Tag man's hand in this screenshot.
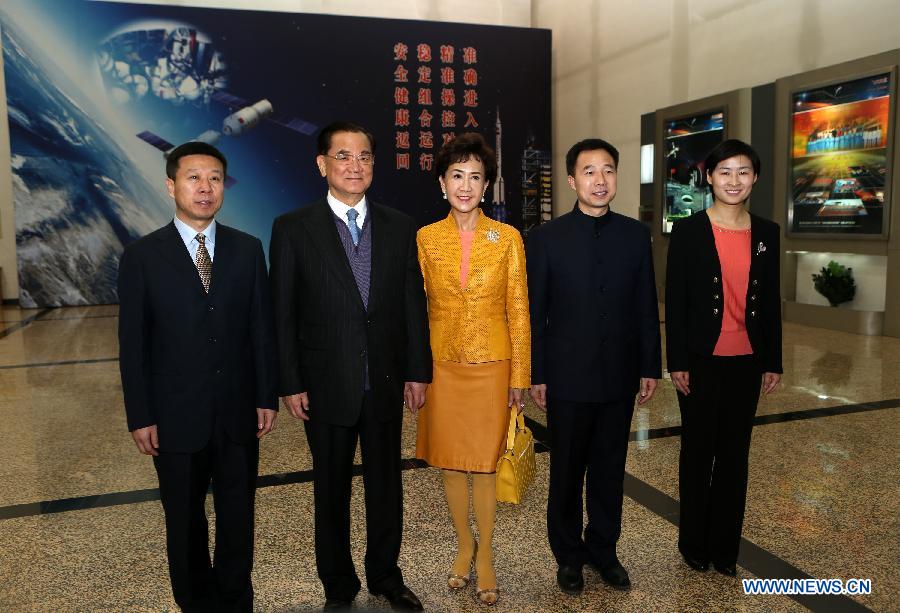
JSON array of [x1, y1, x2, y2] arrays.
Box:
[[256, 408, 278, 438], [508, 388, 527, 414], [762, 372, 781, 395], [530, 384, 547, 412], [404, 382, 428, 413], [670, 371, 690, 396], [637, 377, 658, 405], [283, 393, 310, 420], [132, 425, 159, 456]]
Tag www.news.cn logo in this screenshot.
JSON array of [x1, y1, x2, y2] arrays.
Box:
[[742, 578, 872, 596]]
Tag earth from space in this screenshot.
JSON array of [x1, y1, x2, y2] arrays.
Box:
[[2, 15, 169, 307]]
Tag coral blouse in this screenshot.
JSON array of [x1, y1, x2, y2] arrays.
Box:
[[712, 224, 753, 356], [459, 230, 474, 288]]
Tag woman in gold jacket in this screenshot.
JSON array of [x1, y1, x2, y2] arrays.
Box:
[[414, 132, 530, 606]]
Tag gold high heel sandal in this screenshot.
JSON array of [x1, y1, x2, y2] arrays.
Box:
[[474, 552, 499, 606], [447, 542, 478, 589], [475, 585, 500, 606]]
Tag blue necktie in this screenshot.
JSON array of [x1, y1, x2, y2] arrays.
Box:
[[347, 208, 361, 246]]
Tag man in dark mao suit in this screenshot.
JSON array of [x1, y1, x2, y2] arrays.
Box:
[[269, 122, 432, 611], [118, 142, 278, 612], [527, 138, 662, 595]]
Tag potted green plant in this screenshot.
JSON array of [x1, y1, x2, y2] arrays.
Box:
[[812, 260, 856, 307]]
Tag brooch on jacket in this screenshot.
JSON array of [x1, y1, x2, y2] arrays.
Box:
[[486, 228, 500, 243], [756, 241, 766, 255]]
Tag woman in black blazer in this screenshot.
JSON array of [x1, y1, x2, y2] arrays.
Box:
[[665, 139, 782, 577]]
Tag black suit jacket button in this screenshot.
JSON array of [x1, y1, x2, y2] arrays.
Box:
[[600, 313, 608, 319], [209, 337, 216, 343], [360, 349, 367, 357], [713, 308, 719, 315], [215, 369, 222, 375], [208, 305, 215, 312]]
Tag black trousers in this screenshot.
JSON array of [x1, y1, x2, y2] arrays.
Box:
[[547, 396, 635, 568], [304, 391, 404, 601], [153, 418, 258, 613], [676, 354, 761, 566]]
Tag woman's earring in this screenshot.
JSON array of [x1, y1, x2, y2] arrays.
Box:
[[481, 192, 486, 203], [442, 192, 447, 200]]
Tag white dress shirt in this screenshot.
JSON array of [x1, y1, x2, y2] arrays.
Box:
[[174, 216, 217, 262], [327, 191, 368, 229]]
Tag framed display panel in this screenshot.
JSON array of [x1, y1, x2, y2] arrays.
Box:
[[660, 109, 727, 234], [786, 67, 896, 239]]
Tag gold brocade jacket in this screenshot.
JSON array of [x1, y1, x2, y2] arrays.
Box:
[[416, 211, 531, 389]]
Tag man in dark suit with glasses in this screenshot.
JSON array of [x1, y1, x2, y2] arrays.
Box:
[[269, 121, 431, 611]]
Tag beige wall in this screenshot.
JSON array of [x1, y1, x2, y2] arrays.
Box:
[[535, 0, 900, 220], [0, 0, 530, 301]]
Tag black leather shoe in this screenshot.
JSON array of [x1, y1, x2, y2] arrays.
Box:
[[556, 565, 584, 595], [370, 585, 424, 611], [323, 597, 354, 610], [682, 553, 709, 572], [595, 559, 631, 590], [713, 562, 737, 577]]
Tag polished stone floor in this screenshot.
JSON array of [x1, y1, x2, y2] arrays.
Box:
[[0, 304, 896, 612]]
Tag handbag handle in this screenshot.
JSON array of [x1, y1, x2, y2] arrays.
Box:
[[505, 408, 525, 451]]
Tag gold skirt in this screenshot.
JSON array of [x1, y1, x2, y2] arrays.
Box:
[[416, 359, 511, 473]]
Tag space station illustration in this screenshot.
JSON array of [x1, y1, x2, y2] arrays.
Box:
[[97, 25, 317, 186], [137, 91, 317, 187], [97, 26, 227, 105]]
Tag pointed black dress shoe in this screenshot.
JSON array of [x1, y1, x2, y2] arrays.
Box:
[[370, 585, 424, 611], [682, 553, 709, 572], [323, 597, 354, 610], [556, 565, 584, 595], [713, 562, 737, 577], [594, 559, 631, 590]]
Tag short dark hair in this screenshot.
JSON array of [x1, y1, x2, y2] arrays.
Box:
[[434, 132, 498, 186], [166, 141, 227, 180], [704, 138, 761, 178], [317, 121, 376, 155], [565, 138, 619, 176]]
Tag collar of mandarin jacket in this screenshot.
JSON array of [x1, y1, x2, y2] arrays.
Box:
[[571, 199, 614, 232]]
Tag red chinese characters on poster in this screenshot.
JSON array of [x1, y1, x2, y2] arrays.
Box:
[[393, 41, 478, 171]]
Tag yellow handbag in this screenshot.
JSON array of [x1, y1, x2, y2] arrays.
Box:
[[495, 408, 536, 504]]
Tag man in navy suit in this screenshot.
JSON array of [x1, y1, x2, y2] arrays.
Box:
[[118, 141, 278, 612], [527, 138, 661, 595]]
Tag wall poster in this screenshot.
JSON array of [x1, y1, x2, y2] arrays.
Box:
[[662, 110, 725, 234], [788, 71, 894, 237], [0, 0, 551, 306]]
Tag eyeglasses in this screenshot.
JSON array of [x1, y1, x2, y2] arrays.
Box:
[[324, 152, 375, 165]]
